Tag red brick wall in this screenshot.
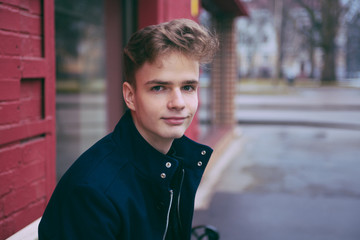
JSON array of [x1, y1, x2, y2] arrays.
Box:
[[211, 17, 237, 125], [0, 1, 56, 238]]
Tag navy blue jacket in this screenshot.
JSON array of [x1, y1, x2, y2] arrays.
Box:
[[38, 111, 212, 239]]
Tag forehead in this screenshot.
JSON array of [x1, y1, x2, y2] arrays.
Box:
[[152, 52, 197, 67], [135, 53, 199, 84]]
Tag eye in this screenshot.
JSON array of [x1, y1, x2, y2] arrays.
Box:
[[151, 86, 164, 92], [182, 85, 196, 92]]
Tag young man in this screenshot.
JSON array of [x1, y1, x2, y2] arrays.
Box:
[[39, 19, 218, 240]]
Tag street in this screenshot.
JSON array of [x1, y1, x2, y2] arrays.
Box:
[[193, 86, 360, 240]]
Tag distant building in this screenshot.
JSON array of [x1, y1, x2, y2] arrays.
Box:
[[346, 14, 360, 78], [237, 8, 278, 78], [236, 0, 351, 81]]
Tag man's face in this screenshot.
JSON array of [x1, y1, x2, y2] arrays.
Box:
[[123, 53, 199, 151]]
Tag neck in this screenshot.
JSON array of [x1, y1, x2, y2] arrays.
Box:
[[130, 112, 173, 154], [148, 139, 173, 155]]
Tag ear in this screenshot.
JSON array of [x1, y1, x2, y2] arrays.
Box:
[[123, 82, 136, 111]]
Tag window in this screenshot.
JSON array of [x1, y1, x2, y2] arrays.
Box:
[[55, 0, 107, 180]]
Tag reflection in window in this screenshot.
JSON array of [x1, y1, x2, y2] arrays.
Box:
[[198, 9, 214, 138], [55, 0, 107, 180]]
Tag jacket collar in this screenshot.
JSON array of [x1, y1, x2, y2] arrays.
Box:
[[111, 110, 213, 189]]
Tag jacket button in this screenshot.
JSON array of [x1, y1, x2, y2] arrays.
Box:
[[165, 162, 172, 168], [160, 173, 166, 179], [197, 161, 203, 167], [201, 150, 206, 155]]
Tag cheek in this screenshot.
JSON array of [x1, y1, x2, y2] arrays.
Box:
[[142, 97, 165, 116], [188, 95, 198, 111], [135, 92, 159, 109]]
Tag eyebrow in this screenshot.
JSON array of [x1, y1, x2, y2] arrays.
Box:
[[145, 79, 199, 85]]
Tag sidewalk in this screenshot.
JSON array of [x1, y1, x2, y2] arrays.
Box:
[[195, 81, 360, 210], [235, 84, 360, 129], [194, 82, 360, 240]]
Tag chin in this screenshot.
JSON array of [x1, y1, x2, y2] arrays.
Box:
[[173, 133, 185, 139], [164, 130, 186, 140]]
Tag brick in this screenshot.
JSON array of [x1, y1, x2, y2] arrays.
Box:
[[0, 145, 21, 172], [0, 217, 13, 240], [0, 58, 21, 79], [19, 99, 43, 121], [20, 11, 42, 36], [0, 199, 45, 239], [0, 32, 43, 57], [0, 32, 21, 56], [20, 78, 42, 100], [0, 160, 46, 197], [0, 5, 21, 32], [0, 120, 50, 146], [21, 137, 46, 164], [21, 59, 46, 78], [0, 171, 13, 196], [0, 200, 4, 218], [0, 79, 20, 101], [0, 138, 45, 172], [19, 78, 44, 121], [14, 199, 45, 229], [19, 0, 31, 11], [3, 179, 45, 216], [0, 0, 22, 7], [28, 0, 42, 15], [0, 102, 20, 124], [12, 161, 45, 189], [1, 0, 41, 15], [0, 0, 53, 237], [0, 4, 42, 35], [0, 160, 46, 196], [3, 188, 33, 216], [211, 18, 236, 125], [21, 35, 43, 57]]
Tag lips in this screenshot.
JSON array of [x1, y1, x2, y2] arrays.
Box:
[[162, 117, 187, 125]]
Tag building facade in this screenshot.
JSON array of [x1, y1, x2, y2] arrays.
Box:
[[0, 0, 248, 238], [0, 1, 56, 238]]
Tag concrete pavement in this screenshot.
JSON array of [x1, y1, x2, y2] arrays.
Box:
[[235, 87, 360, 128], [193, 85, 360, 240]]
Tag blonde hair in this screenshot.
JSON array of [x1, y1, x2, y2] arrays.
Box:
[[123, 18, 219, 86]]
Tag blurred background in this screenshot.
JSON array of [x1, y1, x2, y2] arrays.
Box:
[[1, 0, 359, 239], [194, 1, 360, 240]]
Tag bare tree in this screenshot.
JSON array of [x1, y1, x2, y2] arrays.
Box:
[[288, 1, 320, 79], [273, 0, 284, 81], [294, 0, 351, 84], [237, 11, 270, 78], [320, 0, 341, 83]]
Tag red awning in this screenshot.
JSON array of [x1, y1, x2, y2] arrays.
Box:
[[202, 0, 249, 17]]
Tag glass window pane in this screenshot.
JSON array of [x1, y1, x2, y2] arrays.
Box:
[[55, 0, 106, 180]]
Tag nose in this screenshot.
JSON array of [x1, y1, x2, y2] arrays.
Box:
[[167, 89, 185, 110]]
